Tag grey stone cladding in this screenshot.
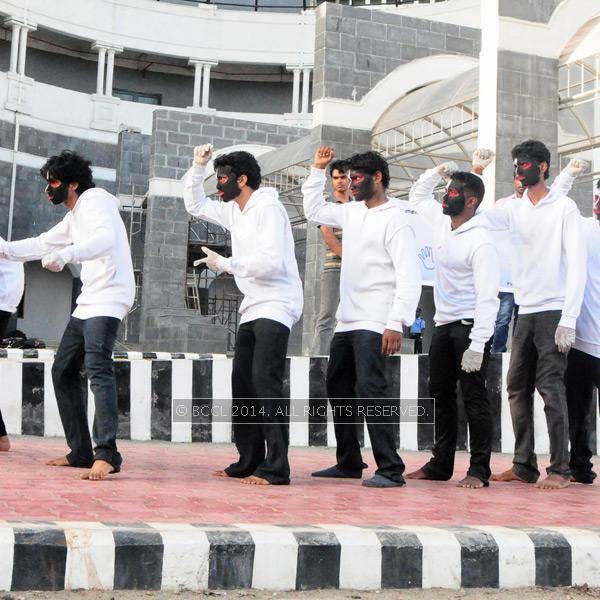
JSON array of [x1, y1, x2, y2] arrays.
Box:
[[498, 0, 562, 23], [116, 130, 151, 197], [313, 2, 481, 102]]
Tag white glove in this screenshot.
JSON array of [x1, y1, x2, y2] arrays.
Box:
[[193, 144, 213, 167], [436, 161, 459, 180], [566, 158, 588, 176], [472, 148, 495, 169], [41, 251, 67, 272], [555, 326, 576, 353], [461, 348, 484, 373], [194, 246, 229, 272]]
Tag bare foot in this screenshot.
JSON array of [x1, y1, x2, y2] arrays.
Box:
[[535, 474, 570, 490], [405, 468, 430, 480], [46, 455, 71, 467], [0, 436, 10, 452], [80, 460, 116, 481], [212, 470, 230, 478], [490, 468, 530, 483], [240, 475, 270, 485], [457, 475, 485, 489]]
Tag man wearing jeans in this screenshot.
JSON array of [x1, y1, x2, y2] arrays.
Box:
[[475, 140, 587, 489], [0, 257, 24, 452], [184, 146, 302, 485], [0, 150, 135, 480], [406, 151, 500, 489], [303, 147, 421, 488]]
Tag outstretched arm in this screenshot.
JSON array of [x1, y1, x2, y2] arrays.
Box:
[[0, 217, 72, 262]]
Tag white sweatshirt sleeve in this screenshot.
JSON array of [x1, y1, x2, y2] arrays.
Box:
[[385, 222, 422, 331], [223, 202, 287, 279], [550, 167, 575, 197], [301, 167, 344, 228], [0, 216, 72, 262], [408, 168, 446, 226], [183, 164, 231, 229], [472, 202, 511, 231], [469, 242, 501, 353], [559, 205, 587, 329]]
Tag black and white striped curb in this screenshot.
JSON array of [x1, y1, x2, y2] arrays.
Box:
[[1, 352, 598, 454], [1, 522, 599, 591]]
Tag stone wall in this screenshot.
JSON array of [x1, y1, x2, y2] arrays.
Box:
[[313, 2, 481, 103], [498, 0, 562, 23], [115, 130, 151, 197]]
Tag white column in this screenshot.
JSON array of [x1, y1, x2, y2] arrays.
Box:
[[191, 62, 202, 108], [202, 63, 212, 109], [301, 67, 311, 114], [95, 46, 107, 95], [105, 49, 116, 96], [289, 67, 301, 114], [7, 21, 21, 73], [17, 23, 35, 76]]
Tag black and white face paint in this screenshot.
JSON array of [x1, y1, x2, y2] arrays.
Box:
[[349, 171, 375, 202], [45, 177, 69, 205], [514, 155, 541, 187], [215, 166, 240, 202], [442, 180, 466, 216]]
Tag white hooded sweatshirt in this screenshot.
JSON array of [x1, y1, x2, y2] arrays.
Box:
[[0, 258, 24, 314], [409, 168, 500, 353], [184, 165, 303, 330], [0, 188, 135, 320]]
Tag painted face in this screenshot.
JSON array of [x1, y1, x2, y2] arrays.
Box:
[[44, 177, 69, 205], [349, 171, 374, 202], [514, 155, 541, 187], [331, 169, 350, 195], [442, 181, 466, 216], [215, 166, 240, 202]]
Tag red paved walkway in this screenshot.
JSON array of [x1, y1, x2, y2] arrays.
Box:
[[1, 436, 599, 527]]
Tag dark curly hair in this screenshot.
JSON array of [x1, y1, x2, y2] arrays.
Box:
[[40, 150, 95, 194], [511, 139, 551, 180], [329, 159, 348, 177], [214, 151, 261, 190], [450, 171, 486, 206], [347, 151, 390, 188]]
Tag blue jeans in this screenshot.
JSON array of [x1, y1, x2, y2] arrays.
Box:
[[51, 316, 122, 470], [492, 292, 517, 353]]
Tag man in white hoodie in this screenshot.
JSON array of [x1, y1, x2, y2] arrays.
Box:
[[565, 183, 600, 484], [0, 258, 25, 452], [475, 140, 587, 489], [184, 146, 302, 486], [303, 147, 421, 488], [0, 150, 135, 480], [405, 151, 500, 488]]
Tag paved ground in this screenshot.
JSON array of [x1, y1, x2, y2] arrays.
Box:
[[5, 588, 600, 599], [1, 436, 599, 526]]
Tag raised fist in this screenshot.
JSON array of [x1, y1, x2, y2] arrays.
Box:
[[567, 158, 588, 177], [436, 161, 459, 180], [313, 146, 335, 170], [472, 148, 495, 170], [193, 144, 213, 167]]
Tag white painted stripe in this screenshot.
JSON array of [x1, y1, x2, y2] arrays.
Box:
[[0, 360, 22, 435], [211, 357, 232, 443], [400, 355, 419, 451], [87, 379, 95, 436], [289, 357, 309, 447], [130, 359, 152, 441], [403, 526, 461, 589], [154, 352, 173, 361], [183, 353, 201, 360], [533, 390, 549, 455], [475, 526, 535, 588], [241, 524, 298, 590], [171, 359, 193, 443], [43, 360, 64, 438], [63, 522, 115, 590], [37, 349, 56, 360], [500, 353, 514, 454], [0, 148, 116, 182], [150, 523, 210, 591], [0, 523, 14, 591], [326, 525, 381, 590], [126, 352, 143, 360], [548, 527, 600, 586]]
